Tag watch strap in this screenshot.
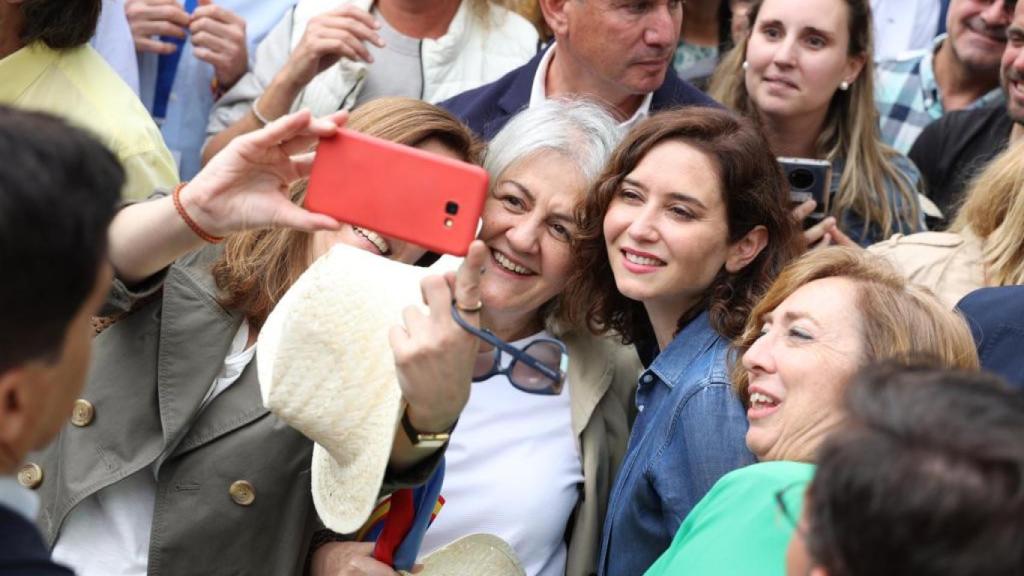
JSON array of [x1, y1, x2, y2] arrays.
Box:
[[401, 406, 454, 449]]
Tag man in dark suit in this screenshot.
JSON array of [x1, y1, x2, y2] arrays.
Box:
[[443, 0, 718, 139], [957, 286, 1024, 390], [0, 107, 122, 574]]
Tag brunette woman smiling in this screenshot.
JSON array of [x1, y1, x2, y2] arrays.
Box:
[[565, 107, 802, 576]]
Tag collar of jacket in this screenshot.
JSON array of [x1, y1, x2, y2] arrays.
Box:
[[495, 46, 710, 120], [646, 310, 722, 389], [155, 247, 260, 452]]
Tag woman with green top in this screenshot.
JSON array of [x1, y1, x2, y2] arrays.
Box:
[[644, 247, 979, 576]]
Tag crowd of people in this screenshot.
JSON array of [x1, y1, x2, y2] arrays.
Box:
[[1, 0, 1023, 575]]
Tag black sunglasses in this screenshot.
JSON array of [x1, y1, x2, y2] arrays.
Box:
[[450, 303, 568, 395]]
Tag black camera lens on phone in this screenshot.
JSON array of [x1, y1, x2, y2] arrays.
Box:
[[787, 168, 816, 191], [445, 201, 459, 215]]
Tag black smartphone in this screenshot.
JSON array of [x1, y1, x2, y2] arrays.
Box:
[[778, 157, 832, 228]]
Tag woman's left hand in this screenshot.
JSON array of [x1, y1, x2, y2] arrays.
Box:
[[389, 241, 488, 435], [180, 109, 346, 237]]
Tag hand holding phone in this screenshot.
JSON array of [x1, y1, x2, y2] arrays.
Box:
[[305, 128, 488, 256]]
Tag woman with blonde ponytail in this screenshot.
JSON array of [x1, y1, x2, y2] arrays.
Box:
[[708, 0, 924, 246]]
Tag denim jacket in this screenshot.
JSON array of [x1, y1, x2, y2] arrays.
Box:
[[597, 311, 755, 576]]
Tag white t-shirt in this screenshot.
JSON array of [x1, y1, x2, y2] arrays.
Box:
[[52, 322, 256, 576], [418, 330, 583, 576]]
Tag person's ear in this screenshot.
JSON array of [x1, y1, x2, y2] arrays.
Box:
[[725, 225, 768, 273], [810, 567, 830, 576], [0, 368, 33, 465], [843, 51, 867, 86], [538, 0, 572, 37]]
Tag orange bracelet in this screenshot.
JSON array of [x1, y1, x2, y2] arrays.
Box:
[[172, 182, 224, 244]]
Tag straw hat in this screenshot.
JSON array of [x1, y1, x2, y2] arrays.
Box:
[[411, 534, 526, 576], [257, 243, 455, 533]]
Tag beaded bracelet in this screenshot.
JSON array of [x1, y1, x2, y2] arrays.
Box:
[[172, 182, 224, 244]]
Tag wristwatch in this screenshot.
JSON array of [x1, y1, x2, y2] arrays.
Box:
[[401, 405, 455, 450]]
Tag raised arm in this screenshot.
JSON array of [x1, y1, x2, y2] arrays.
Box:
[[109, 110, 344, 284]]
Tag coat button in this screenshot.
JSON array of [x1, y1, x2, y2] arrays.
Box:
[[229, 480, 255, 506], [71, 399, 95, 427], [17, 463, 43, 489]]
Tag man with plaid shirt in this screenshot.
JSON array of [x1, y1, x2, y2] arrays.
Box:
[[876, 0, 1013, 153]]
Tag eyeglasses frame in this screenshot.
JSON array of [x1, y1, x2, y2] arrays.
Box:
[[449, 302, 568, 395]]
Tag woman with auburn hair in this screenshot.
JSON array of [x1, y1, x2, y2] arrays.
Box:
[[869, 139, 1024, 308], [32, 98, 483, 576], [645, 246, 978, 576], [708, 0, 924, 246], [564, 106, 802, 576]]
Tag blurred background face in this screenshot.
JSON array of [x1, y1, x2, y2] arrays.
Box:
[[1000, 3, 1024, 123], [477, 150, 585, 324], [561, 0, 683, 97], [947, 0, 1012, 73], [744, 0, 863, 122], [309, 138, 461, 264], [730, 0, 754, 44], [602, 140, 732, 318], [742, 276, 863, 461]]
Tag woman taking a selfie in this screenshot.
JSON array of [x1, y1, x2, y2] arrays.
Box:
[[709, 0, 924, 246], [29, 98, 482, 576], [405, 99, 640, 576], [324, 99, 638, 576], [564, 107, 802, 576]]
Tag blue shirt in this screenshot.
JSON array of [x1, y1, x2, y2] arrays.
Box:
[[138, 0, 297, 179], [598, 311, 755, 576]]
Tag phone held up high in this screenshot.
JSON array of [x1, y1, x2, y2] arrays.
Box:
[[778, 157, 831, 228], [305, 128, 489, 257]]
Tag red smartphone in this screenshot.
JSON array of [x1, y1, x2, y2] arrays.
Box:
[[305, 128, 489, 256]]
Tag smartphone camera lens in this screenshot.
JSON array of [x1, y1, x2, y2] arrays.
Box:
[[787, 168, 816, 191], [445, 201, 459, 215]]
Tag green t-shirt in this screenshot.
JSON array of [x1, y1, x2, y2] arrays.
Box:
[[644, 461, 816, 576]]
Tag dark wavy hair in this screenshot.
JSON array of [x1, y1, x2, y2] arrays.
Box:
[[807, 363, 1022, 576], [0, 106, 122, 373], [562, 106, 801, 344]]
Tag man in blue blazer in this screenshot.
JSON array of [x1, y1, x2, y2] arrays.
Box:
[[443, 0, 718, 139], [957, 286, 1024, 390]]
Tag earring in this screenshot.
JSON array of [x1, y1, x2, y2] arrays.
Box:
[[839, 80, 850, 91], [742, 60, 750, 71]]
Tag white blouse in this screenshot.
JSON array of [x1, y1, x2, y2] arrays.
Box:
[[418, 330, 583, 576]]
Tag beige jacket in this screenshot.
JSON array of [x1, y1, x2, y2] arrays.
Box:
[[559, 330, 641, 576], [868, 230, 986, 308]]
